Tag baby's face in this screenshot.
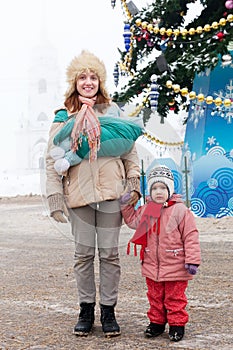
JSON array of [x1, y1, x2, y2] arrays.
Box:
[[150, 182, 169, 204]]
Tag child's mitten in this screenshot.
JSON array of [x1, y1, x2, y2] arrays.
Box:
[[119, 192, 131, 205], [185, 264, 198, 275]]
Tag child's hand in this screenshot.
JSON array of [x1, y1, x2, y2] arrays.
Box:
[[119, 192, 131, 205], [185, 264, 198, 275]]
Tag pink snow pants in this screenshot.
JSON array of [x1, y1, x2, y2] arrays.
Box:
[[146, 278, 189, 326]]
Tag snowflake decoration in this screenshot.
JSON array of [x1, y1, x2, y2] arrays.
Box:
[[212, 79, 233, 124], [207, 136, 216, 146]]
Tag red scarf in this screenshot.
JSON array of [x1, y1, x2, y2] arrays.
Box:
[[127, 200, 175, 260], [71, 96, 101, 162]]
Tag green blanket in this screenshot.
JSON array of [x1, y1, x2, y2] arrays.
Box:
[[53, 113, 143, 158]]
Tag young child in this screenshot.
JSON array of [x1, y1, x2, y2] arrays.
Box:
[[120, 165, 201, 342]]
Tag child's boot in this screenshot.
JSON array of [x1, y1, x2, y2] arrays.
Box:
[[169, 325, 185, 341], [144, 322, 165, 338]]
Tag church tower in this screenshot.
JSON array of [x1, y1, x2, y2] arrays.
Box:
[[16, 27, 62, 172]]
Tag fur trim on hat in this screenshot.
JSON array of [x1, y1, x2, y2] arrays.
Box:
[[64, 50, 110, 100], [147, 165, 174, 199]]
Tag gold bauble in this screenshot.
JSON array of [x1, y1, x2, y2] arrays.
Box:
[[189, 91, 196, 99], [227, 14, 233, 22], [204, 24, 211, 32], [173, 29, 180, 36], [153, 27, 159, 34], [189, 28, 196, 35], [224, 98, 232, 107], [172, 84, 180, 93], [181, 29, 188, 37], [180, 87, 188, 96], [166, 28, 173, 36], [196, 26, 203, 34], [205, 96, 213, 104], [197, 93, 205, 102], [166, 80, 173, 88], [212, 21, 219, 29], [135, 18, 142, 26], [159, 27, 166, 35], [214, 97, 222, 106], [219, 18, 226, 26], [141, 21, 148, 29], [147, 23, 153, 32]]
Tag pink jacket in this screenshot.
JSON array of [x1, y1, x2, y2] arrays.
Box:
[[121, 194, 201, 282]]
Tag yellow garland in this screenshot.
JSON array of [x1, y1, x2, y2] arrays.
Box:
[[118, 1, 233, 73], [143, 131, 184, 147], [135, 14, 233, 38], [166, 80, 233, 107]]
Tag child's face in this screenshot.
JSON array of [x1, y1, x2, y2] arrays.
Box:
[[150, 182, 169, 203]]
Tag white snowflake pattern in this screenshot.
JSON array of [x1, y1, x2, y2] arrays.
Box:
[[213, 79, 233, 123], [207, 136, 216, 146]]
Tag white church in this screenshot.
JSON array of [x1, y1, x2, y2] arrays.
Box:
[[15, 39, 62, 171]]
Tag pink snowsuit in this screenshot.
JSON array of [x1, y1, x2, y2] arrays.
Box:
[[121, 194, 201, 326]]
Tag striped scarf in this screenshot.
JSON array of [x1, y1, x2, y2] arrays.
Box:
[[71, 96, 101, 162]]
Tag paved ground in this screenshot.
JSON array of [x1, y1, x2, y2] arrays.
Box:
[[1, 195, 233, 350]]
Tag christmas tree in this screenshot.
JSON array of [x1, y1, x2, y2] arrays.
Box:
[[112, 0, 233, 123]]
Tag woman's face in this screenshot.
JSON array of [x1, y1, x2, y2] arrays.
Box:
[[76, 70, 99, 98]]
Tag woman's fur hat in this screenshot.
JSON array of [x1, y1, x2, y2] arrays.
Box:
[[147, 165, 174, 199], [65, 50, 110, 99]]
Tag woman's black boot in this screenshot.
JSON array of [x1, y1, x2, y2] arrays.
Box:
[[100, 304, 121, 337], [73, 302, 95, 336]]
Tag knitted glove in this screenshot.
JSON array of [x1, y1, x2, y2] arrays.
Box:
[[47, 193, 69, 223], [185, 264, 198, 275], [126, 177, 141, 194]]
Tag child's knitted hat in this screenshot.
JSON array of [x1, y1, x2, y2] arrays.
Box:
[[65, 50, 110, 100], [147, 165, 174, 198]]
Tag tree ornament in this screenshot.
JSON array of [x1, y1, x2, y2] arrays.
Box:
[[111, 0, 116, 8], [197, 93, 205, 102], [204, 24, 211, 32], [214, 31, 225, 41], [205, 96, 214, 104], [172, 84, 180, 93], [166, 80, 173, 88], [123, 23, 132, 52], [189, 91, 196, 100], [149, 74, 159, 112], [224, 98, 232, 107], [168, 100, 176, 110], [180, 88, 188, 96], [135, 18, 142, 26], [222, 53, 232, 66], [113, 62, 119, 87], [214, 97, 222, 106], [225, 0, 233, 9]]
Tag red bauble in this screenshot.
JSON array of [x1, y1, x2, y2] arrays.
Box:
[[225, 0, 233, 9], [216, 32, 225, 40]]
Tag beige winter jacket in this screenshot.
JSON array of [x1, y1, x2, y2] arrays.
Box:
[[46, 104, 141, 212]]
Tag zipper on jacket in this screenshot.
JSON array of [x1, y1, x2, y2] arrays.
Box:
[[155, 218, 160, 281]]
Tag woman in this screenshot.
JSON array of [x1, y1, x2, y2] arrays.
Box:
[[46, 50, 141, 337]]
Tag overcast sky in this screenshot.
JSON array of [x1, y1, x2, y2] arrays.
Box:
[[0, 0, 202, 171]]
